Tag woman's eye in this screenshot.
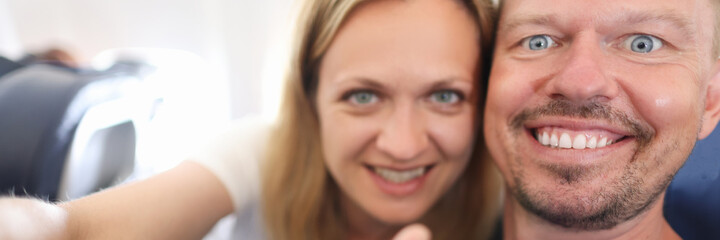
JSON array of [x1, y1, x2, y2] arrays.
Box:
[[430, 90, 461, 104], [623, 34, 663, 53], [522, 35, 555, 51], [347, 91, 378, 105]]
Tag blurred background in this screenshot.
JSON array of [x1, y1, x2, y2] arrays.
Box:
[[0, 0, 297, 196], [0, 1, 301, 237]]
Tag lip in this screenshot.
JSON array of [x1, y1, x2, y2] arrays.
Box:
[[523, 117, 634, 137], [523, 129, 636, 166], [363, 163, 436, 171], [521, 117, 637, 166], [365, 164, 435, 197]]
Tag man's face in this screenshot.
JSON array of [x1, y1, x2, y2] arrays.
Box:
[[485, 0, 720, 230]]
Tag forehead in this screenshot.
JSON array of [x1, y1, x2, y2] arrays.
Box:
[[499, 0, 715, 35], [320, 0, 479, 84], [500, 0, 711, 17]]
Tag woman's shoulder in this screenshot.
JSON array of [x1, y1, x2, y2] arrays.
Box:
[[211, 116, 274, 155], [187, 115, 275, 212]]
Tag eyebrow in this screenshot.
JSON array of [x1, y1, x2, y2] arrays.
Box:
[[342, 77, 387, 89], [499, 10, 696, 39], [499, 14, 558, 33], [613, 10, 696, 39], [428, 78, 474, 90], [335, 77, 473, 92]]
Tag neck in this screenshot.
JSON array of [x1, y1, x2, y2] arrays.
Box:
[[502, 191, 681, 240], [341, 195, 401, 240]]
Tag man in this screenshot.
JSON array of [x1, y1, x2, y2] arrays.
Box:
[[484, 0, 720, 239]]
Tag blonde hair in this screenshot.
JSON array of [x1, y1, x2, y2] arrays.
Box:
[[261, 0, 500, 239]]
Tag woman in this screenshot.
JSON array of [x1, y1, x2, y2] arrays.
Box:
[[0, 0, 498, 239], [256, 0, 499, 239]]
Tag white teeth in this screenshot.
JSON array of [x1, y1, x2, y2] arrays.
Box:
[[541, 132, 550, 146], [598, 137, 608, 148], [587, 137, 597, 149], [572, 135, 586, 149], [559, 133, 572, 148], [536, 131, 619, 150], [374, 167, 426, 183]]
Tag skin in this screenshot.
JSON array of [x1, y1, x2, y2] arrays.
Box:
[[316, 0, 480, 239], [0, 161, 234, 240], [485, 0, 720, 239], [0, 157, 428, 240]]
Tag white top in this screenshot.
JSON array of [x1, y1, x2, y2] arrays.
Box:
[[189, 117, 272, 239]]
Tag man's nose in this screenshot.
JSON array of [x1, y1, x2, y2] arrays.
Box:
[[376, 103, 428, 161], [545, 35, 619, 103]]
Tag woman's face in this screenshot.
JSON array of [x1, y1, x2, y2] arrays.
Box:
[[316, 0, 481, 224]]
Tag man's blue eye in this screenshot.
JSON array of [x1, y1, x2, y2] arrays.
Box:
[[431, 90, 461, 104], [349, 91, 377, 105], [524, 35, 555, 50], [624, 34, 663, 53]]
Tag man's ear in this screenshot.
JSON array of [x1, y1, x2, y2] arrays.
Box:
[[699, 58, 720, 140]]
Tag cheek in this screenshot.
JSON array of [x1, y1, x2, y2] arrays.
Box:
[[621, 68, 704, 135], [484, 60, 537, 175], [426, 110, 476, 159], [319, 110, 380, 168], [319, 112, 370, 194], [486, 60, 540, 120]]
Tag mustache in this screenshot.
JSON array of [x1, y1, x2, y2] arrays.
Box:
[[509, 100, 654, 146]]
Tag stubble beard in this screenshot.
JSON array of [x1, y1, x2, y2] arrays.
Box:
[[510, 152, 675, 230], [506, 100, 681, 230]]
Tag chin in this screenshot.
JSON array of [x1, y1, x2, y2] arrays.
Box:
[[367, 201, 429, 225], [375, 213, 424, 225], [511, 164, 672, 231]]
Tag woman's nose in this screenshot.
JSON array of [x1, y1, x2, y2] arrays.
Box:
[[375, 103, 429, 161]]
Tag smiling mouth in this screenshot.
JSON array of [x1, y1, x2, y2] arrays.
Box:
[[530, 127, 632, 150], [365, 165, 435, 183]]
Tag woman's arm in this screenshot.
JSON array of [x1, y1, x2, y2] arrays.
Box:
[[1, 160, 431, 240], [0, 197, 69, 240], [0, 161, 233, 240]]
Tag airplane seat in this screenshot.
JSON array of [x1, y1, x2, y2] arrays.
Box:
[[0, 56, 22, 78], [665, 127, 720, 240], [0, 62, 153, 201]]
